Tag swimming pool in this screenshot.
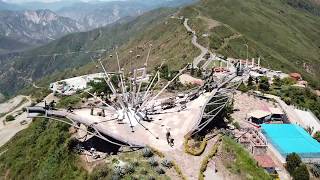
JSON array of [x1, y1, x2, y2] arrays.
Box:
[[261, 124, 320, 159]]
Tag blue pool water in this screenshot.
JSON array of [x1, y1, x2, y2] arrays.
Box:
[[261, 124, 320, 158]]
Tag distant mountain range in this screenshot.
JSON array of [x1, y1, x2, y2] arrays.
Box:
[[0, 9, 83, 53], [0, 0, 22, 11], [0, 0, 195, 53], [0, 0, 318, 97], [57, 0, 195, 29]]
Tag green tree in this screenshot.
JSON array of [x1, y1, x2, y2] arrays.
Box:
[[313, 131, 320, 142], [286, 153, 302, 174], [5, 115, 15, 122], [293, 164, 310, 180], [272, 76, 282, 87], [281, 77, 296, 86], [238, 82, 248, 93], [196, 68, 202, 78], [247, 76, 254, 87], [259, 76, 270, 92], [160, 64, 170, 80]]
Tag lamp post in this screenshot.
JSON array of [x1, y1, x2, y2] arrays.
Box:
[[129, 50, 133, 73], [244, 44, 249, 60]]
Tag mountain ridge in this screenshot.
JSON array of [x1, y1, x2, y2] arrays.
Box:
[[0, 9, 83, 52]]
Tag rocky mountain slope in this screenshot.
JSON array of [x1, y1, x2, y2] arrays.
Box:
[[1, 0, 320, 96], [57, 0, 195, 30], [0, 9, 83, 49], [0, 8, 185, 95]]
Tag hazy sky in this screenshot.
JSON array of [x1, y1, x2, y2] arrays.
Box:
[[3, 0, 121, 3]]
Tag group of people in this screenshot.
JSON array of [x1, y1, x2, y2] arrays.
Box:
[[44, 100, 56, 110]]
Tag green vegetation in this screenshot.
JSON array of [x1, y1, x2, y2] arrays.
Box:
[[0, 118, 88, 179], [193, 0, 320, 88], [240, 75, 320, 120], [314, 131, 320, 142], [5, 115, 15, 122], [199, 136, 221, 180], [148, 146, 187, 180], [208, 25, 235, 50], [19, 7, 200, 97], [286, 0, 320, 16], [221, 136, 272, 180], [271, 86, 320, 119], [259, 76, 270, 92], [0, 8, 177, 96], [90, 149, 171, 180], [286, 153, 310, 180], [184, 136, 208, 156], [0, 118, 176, 180], [56, 94, 82, 108]]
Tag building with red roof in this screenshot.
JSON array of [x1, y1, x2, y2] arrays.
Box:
[[254, 154, 276, 174], [289, 73, 302, 81]]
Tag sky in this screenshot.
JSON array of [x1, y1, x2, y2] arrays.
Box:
[[2, 0, 120, 3]]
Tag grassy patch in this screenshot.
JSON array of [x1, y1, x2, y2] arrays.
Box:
[[149, 146, 187, 180], [184, 137, 208, 156], [56, 94, 82, 108], [0, 118, 87, 179], [93, 149, 171, 180], [195, 0, 320, 88], [221, 136, 272, 180], [199, 136, 221, 180]]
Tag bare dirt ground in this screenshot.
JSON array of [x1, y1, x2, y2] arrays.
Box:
[[231, 91, 279, 128], [207, 144, 239, 180], [0, 95, 28, 115], [0, 93, 59, 147], [179, 74, 204, 86], [165, 135, 221, 180]]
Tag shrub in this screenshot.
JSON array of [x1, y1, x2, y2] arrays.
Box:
[[111, 175, 121, 180], [238, 82, 249, 93], [155, 167, 165, 174], [126, 164, 135, 174], [140, 168, 148, 175], [142, 148, 153, 157], [161, 159, 173, 168], [113, 166, 125, 177], [286, 153, 302, 174], [132, 160, 139, 167], [313, 131, 320, 142], [293, 164, 310, 180], [148, 157, 158, 167], [184, 137, 207, 156], [5, 115, 15, 122], [232, 121, 241, 129], [147, 176, 156, 180], [259, 76, 270, 92]]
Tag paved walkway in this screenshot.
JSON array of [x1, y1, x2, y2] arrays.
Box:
[[165, 135, 221, 180]]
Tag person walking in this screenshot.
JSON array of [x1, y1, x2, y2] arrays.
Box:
[[166, 128, 171, 144]]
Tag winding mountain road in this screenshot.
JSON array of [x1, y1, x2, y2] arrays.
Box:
[[183, 18, 209, 67], [183, 18, 229, 70]]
